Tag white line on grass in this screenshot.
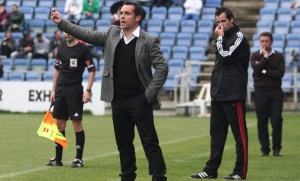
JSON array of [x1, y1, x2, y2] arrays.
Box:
[[0, 122, 256, 179]]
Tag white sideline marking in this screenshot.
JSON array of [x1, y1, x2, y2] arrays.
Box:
[[0, 122, 255, 179]]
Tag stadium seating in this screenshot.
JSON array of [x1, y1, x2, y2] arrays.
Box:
[[160, 46, 172, 60], [189, 46, 206, 61], [146, 19, 163, 33], [172, 46, 188, 59], [163, 20, 180, 33], [263, 0, 280, 8], [31, 58, 47, 72], [176, 32, 193, 46], [286, 34, 300, 47], [276, 8, 292, 22], [38, 0, 54, 7], [290, 21, 300, 34], [96, 19, 111, 32], [26, 71, 41, 81], [167, 6, 183, 20], [197, 20, 214, 36], [1, 58, 12, 72], [79, 19, 95, 30], [280, 0, 293, 8], [192, 33, 210, 48], [273, 21, 290, 34], [29, 19, 45, 33], [22, 0, 37, 7], [259, 7, 277, 21], [42, 71, 53, 81], [101, 7, 112, 20], [55, 0, 65, 7], [282, 75, 292, 92], [272, 34, 286, 47], [160, 32, 176, 46], [256, 20, 273, 34], [8, 72, 25, 81], [14, 58, 30, 72], [20, 7, 33, 20], [284, 46, 300, 65], [164, 74, 177, 91], [200, 7, 217, 21], [180, 20, 196, 33], [151, 6, 167, 20], [204, 0, 222, 8], [34, 7, 50, 20], [45, 20, 58, 33], [142, 6, 150, 20], [168, 59, 184, 75], [6, 0, 21, 6]]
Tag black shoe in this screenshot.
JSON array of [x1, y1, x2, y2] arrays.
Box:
[[224, 173, 243, 180], [46, 158, 63, 166], [190, 171, 217, 179], [260, 151, 269, 157], [71, 159, 84, 168], [273, 149, 282, 156]]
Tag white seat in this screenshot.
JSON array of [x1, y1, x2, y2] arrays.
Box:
[[192, 83, 211, 117]]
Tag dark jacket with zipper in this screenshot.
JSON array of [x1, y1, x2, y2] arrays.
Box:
[[211, 24, 250, 101]]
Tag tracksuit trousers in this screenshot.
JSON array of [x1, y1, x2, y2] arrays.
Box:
[[203, 100, 248, 179]]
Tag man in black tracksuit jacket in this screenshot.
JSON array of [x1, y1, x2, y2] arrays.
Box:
[[191, 7, 250, 180]]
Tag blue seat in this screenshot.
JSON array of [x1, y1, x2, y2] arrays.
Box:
[[55, 0, 66, 7], [101, 7, 112, 20], [280, 0, 293, 8], [252, 33, 260, 47], [96, 19, 111, 32], [204, 0, 222, 8], [193, 33, 210, 48], [151, 6, 167, 20], [295, 9, 300, 21], [276, 8, 293, 22], [42, 71, 53, 81], [29, 19, 45, 33], [290, 21, 300, 34], [146, 19, 163, 32], [8, 72, 25, 81], [272, 46, 284, 53], [163, 20, 180, 33], [189, 46, 206, 61], [6, 0, 21, 6], [286, 34, 300, 47], [20, 7, 33, 20], [105, 0, 118, 7], [0, 72, 9, 81], [14, 58, 30, 71], [22, 0, 37, 7], [26, 72, 41, 81], [167, 6, 183, 20], [34, 7, 50, 20], [172, 46, 188, 59], [263, 0, 279, 8], [45, 20, 58, 33], [259, 7, 276, 21], [148, 31, 159, 37], [31, 58, 47, 72], [272, 34, 286, 47], [56, 7, 66, 17], [79, 19, 95, 30], [180, 20, 196, 33], [159, 32, 176, 46], [47, 58, 56, 71], [200, 7, 216, 21], [164, 74, 178, 91], [39, 0, 54, 7], [256, 20, 273, 34], [176, 32, 192, 46], [197, 20, 214, 36], [273, 21, 290, 34], [160, 46, 172, 60], [168, 59, 184, 75], [251, 46, 260, 53], [1, 58, 12, 72]]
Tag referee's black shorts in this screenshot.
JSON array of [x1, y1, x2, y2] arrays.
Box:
[[53, 85, 83, 121]]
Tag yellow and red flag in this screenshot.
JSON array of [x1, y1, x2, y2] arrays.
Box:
[[37, 110, 67, 149]]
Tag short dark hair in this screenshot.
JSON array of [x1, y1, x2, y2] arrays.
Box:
[[36, 33, 43, 38], [215, 7, 234, 20], [259, 32, 273, 42], [123, 1, 143, 24]]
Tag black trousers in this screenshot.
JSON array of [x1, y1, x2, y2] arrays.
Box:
[[203, 101, 248, 179], [111, 93, 167, 181], [254, 88, 284, 153]]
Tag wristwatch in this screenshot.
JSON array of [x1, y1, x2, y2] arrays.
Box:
[[86, 89, 92, 93]]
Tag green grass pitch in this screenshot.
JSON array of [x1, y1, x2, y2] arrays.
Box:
[[0, 112, 299, 180]]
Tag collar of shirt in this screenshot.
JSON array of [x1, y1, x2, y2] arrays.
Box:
[[120, 26, 140, 44], [260, 49, 275, 57]]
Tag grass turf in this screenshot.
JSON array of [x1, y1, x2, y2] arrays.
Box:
[[0, 112, 299, 180]]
